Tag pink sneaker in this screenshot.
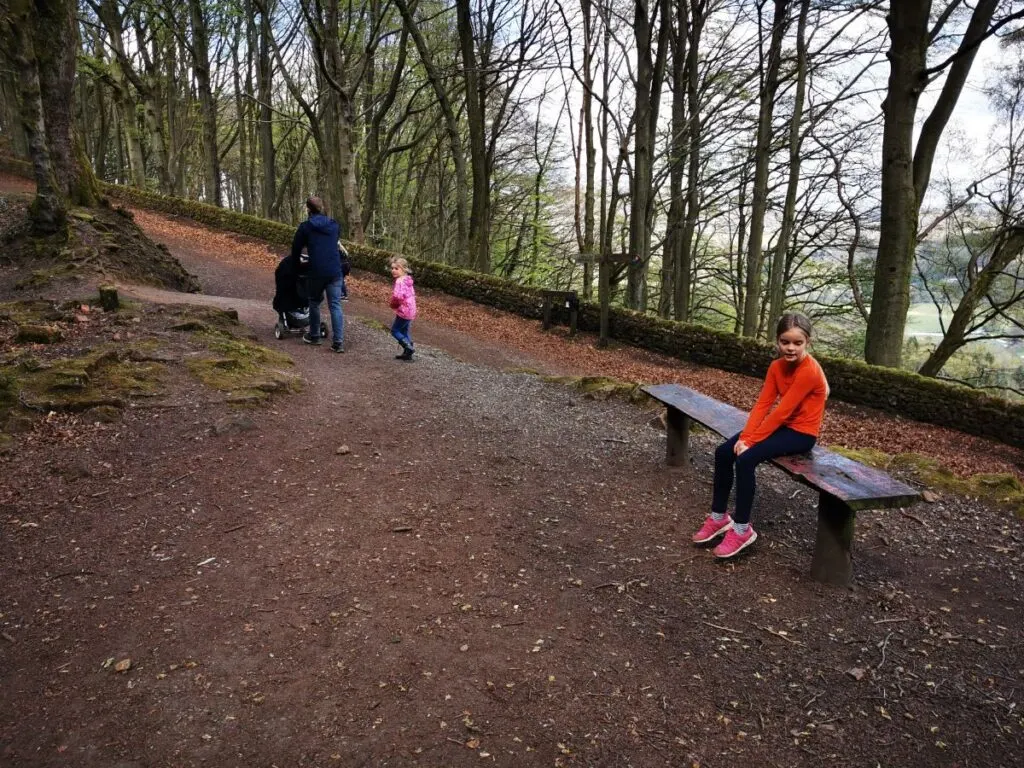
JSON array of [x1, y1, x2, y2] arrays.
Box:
[[713, 526, 758, 559], [692, 515, 733, 544]]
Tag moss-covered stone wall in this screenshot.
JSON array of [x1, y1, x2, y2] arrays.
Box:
[[3, 162, 1020, 447]]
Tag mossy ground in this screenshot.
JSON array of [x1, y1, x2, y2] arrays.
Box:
[[831, 445, 1024, 517], [0, 298, 302, 440], [542, 373, 648, 403]]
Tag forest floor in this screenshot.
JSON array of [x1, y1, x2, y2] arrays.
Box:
[[1, 173, 1023, 768]]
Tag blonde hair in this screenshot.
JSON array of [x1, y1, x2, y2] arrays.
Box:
[[390, 257, 412, 275]]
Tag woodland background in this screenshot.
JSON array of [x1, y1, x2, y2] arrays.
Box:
[[3, 0, 1024, 395]]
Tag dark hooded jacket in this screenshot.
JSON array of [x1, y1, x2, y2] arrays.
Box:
[[291, 213, 342, 279]]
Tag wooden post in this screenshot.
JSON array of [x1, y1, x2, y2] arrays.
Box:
[[598, 252, 632, 348], [542, 294, 554, 330], [598, 258, 610, 347], [665, 408, 691, 467], [811, 492, 855, 586], [98, 285, 119, 312]]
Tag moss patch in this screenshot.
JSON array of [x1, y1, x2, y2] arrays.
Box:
[[829, 446, 893, 470], [538, 373, 648, 404], [1, 344, 165, 415], [173, 309, 301, 402], [831, 445, 1024, 518], [0, 298, 305, 438]]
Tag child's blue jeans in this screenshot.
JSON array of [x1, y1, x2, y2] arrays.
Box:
[[712, 427, 816, 524], [391, 316, 413, 350]]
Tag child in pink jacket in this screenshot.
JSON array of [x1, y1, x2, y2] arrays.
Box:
[[388, 257, 417, 361]]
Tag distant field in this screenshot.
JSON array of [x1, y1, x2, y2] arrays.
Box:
[[905, 303, 946, 336]]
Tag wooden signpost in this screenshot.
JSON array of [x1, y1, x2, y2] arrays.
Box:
[[575, 251, 637, 347]]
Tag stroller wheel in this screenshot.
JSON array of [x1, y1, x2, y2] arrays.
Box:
[[274, 322, 283, 340]]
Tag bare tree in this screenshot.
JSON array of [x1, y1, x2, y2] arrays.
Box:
[[865, 0, 1024, 367]]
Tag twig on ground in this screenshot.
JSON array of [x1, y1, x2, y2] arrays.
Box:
[[876, 631, 893, 671], [45, 570, 95, 581], [702, 621, 744, 635], [900, 510, 926, 525], [758, 625, 805, 646], [873, 617, 909, 625], [167, 470, 196, 487], [221, 524, 246, 534], [602, 437, 630, 444]]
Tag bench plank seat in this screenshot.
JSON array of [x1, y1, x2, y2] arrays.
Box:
[[642, 383, 922, 585]]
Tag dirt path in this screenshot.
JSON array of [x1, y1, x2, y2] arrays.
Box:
[[2, 184, 1023, 767]]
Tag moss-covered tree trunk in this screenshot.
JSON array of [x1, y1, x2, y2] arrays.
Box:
[[35, 0, 101, 208], [3, 0, 101, 234]]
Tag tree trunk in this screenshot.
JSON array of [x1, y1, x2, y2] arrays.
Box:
[[231, 27, 252, 214], [741, 0, 788, 337], [766, 0, 808, 326], [456, 0, 490, 272], [4, 0, 100, 231], [627, 0, 671, 310], [301, 0, 364, 241], [675, 0, 705, 323], [866, 0, 1001, 366], [188, 0, 221, 206], [96, 0, 146, 188], [581, 0, 597, 301], [662, 0, 687, 319], [251, 0, 277, 218], [394, 0, 470, 264], [5, 0, 65, 232]]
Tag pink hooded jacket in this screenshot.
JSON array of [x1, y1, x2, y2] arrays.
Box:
[[389, 274, 417, 320]]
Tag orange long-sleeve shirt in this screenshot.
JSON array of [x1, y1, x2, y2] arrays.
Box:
[[739, 354, 828, 446]]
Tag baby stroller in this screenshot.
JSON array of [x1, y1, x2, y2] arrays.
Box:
[[272, 253, 327, 339]]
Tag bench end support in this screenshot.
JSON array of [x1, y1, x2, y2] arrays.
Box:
[[810, 492, 854, 586], [665, 409, 691, 467]]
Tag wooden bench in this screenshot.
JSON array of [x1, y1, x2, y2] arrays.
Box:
[[642, 383, 921, 586], [540, 290, 579, 335]]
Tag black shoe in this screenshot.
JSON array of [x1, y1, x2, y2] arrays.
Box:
[[395, 348, 414, 361], [331, 342, 345, 353], [302, 333, 322, 346]]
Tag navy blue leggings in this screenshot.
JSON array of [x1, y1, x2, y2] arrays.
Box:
[[712, 428, 816, 524]]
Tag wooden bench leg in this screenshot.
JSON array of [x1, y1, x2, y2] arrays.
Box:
[[665, 408, 691, 467], [569, 307, 578, 335], [542, 298, 553, 330], [811, 492, 854, 586]]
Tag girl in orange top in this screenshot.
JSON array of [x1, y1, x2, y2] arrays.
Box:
[[692, 312, 829, 559]]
